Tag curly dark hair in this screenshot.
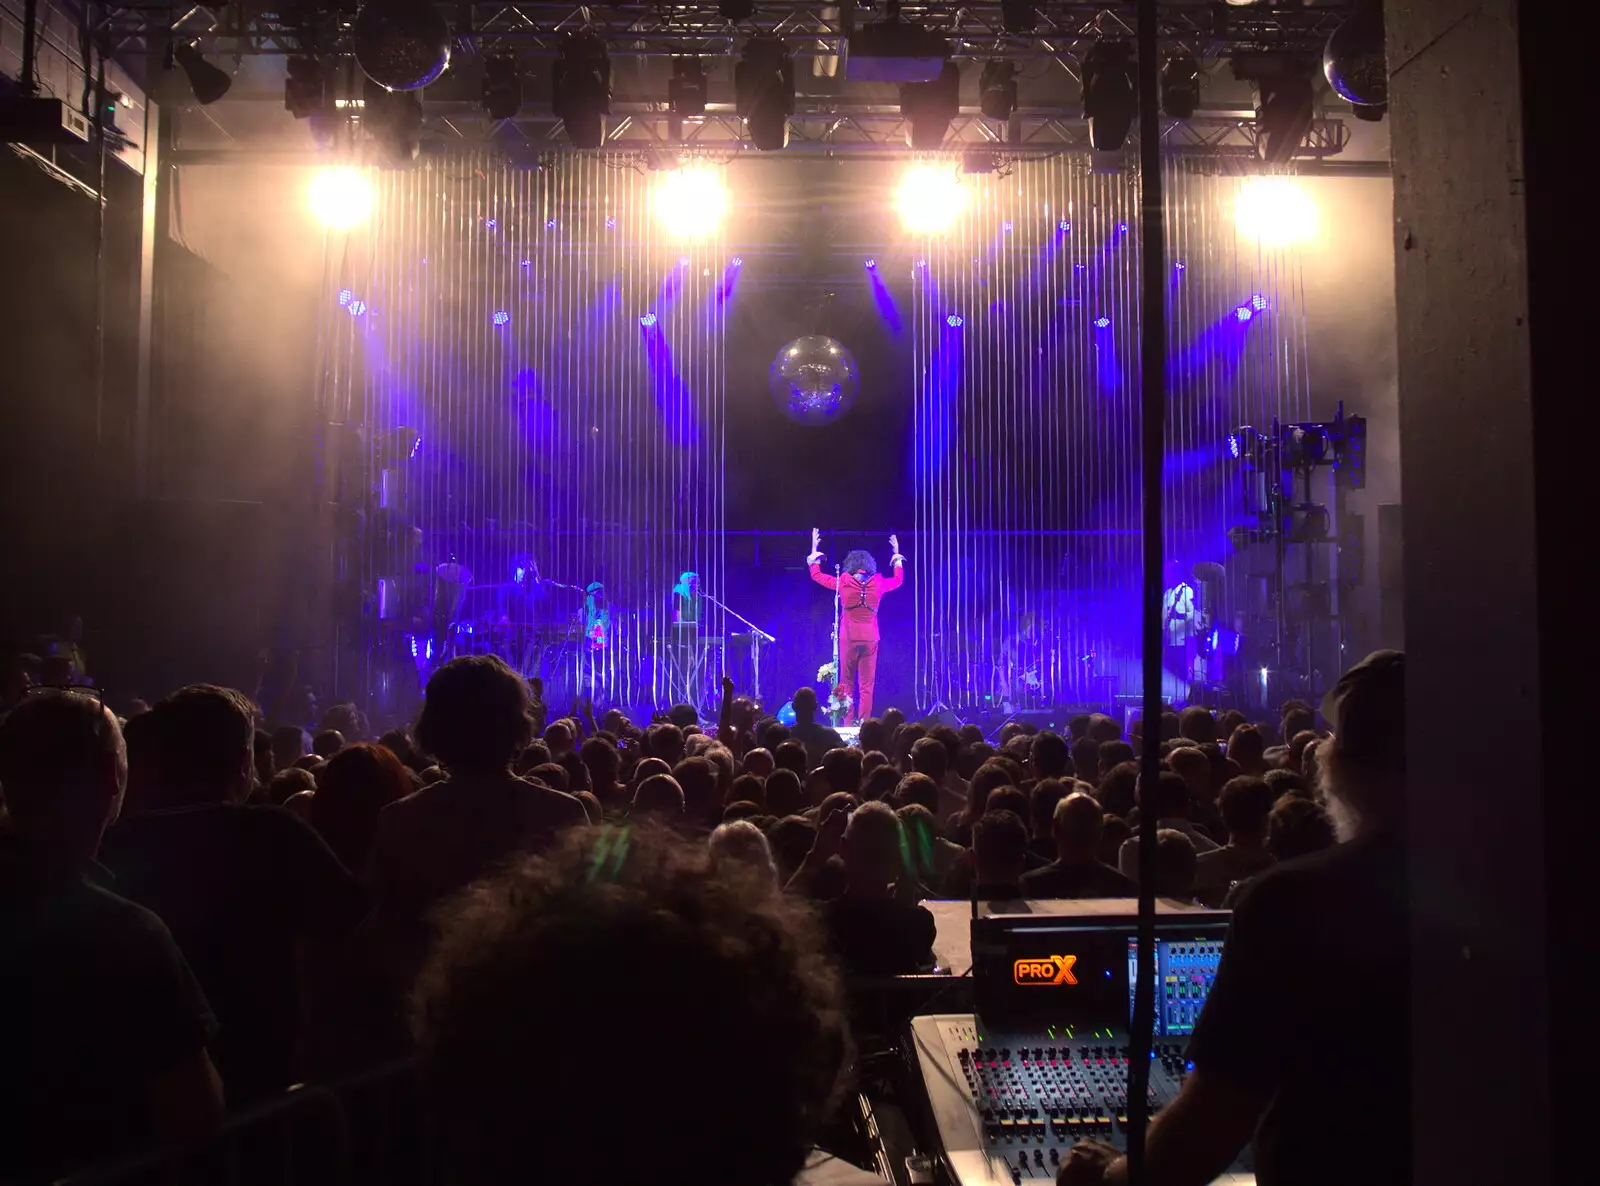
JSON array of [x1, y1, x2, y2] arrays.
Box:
[[412, 825, 851, 1186], [841, 549, 877, 576], [414, 655, 533, 775]]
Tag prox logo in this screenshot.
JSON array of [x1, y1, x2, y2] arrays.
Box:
[[1012, 955, 1079, 986]]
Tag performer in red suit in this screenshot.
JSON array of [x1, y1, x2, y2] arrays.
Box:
[[807, 528, 906, 724]]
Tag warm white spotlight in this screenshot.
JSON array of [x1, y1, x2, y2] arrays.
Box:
[[896, 163, 965, 235], [654, 164, 729, 239], [1235, 176, 1318, 247], [309, 166, 375, 230]]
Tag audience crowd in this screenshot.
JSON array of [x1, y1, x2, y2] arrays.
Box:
[[1, 643, 1404, 1186]]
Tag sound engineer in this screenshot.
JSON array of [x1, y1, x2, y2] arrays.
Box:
[[1058, 651, 1409, 1186]]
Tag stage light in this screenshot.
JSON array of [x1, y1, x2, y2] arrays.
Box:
[[520, 259, 531, 267], [1160, 51, 1200, 119], [865, 259, 876, 269], [653, 164, 728, 239], [309, 166, 375, 230], [1082, 40, 1135, 151], [1235, 176, 1317, 246], [172, 42, 232, 105], [1235, 305, 1254, 323], [348, 300, 368, 317], [979, 59, 1019, 122], [1226, 433, 1242, 459], [285, 57, 326, 119], [735, 36, 794, 151], [668, 57, 708, 131], [492, 310, 510, 326], [482, 56, 523, 121], [678, 255, 691, 267], [1284, 425, 1329, 466], [962, 150, 999, 175], [639, 312, 657, 327], [363, 82, 423, 165], [605, 217, 617, 229], [545, 219, 557, 229], [485, 218, 498, 230], [946, 314, 963, 327], [895, 162, 964, 234], [1118, 222, 1129, 234], [337, 288, 354, 307], [1251, 293, 1269, 311], [1256, 73, 1314, 163], [901, 61, 960, 150], [1002, 221, 1013, 233], [553, 31, 611, 148], [1175, 261, 1186, 271], [1093, 316, 1111, 328], [1059, 220, 1072, 233], [732, 256, 743, 266]]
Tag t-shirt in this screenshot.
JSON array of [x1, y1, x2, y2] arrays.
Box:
[[1185, 830, 1409, 1186], [0, 838, 217, 1180], [821, 895, 936, 977], [792, 720, 844, 769], [1019, 858, 1138, 899], [99, 803, 369, 1104]]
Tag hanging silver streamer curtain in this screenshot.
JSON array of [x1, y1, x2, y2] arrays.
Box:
[[320, 153, 727, 713], [911, 155, 1310, 713]]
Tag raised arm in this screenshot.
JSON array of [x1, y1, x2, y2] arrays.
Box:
[[807, 527, 839, 591], [879, 533, 907, 593]]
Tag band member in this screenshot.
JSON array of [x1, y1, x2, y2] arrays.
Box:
[[1162, 560, 1198, 700], [807, 529, 905, 724], [584, 582, 610, 649], [669, 572, 703, 708]]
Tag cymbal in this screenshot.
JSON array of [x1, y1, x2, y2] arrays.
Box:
[[1192, 561, 1226, 583]]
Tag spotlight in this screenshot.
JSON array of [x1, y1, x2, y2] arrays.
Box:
[[172, 42, 232, 105], [337, 288, 354, 306], [1336, 414, 1368, 489], [654, 163, 728, 239], [481, 56, 523, 121], [1160, 51, 1200, 120], [946, 314, 964, 327], [1000, 0, 1037, 33], [668, 57, 708, 120], [1226, 433, 1242, 459], [1286, 504, 1331, 543], [865, 259, 877, 269], [309, 166, 375, 229], [1174, 261, 1185, 271], [285, 56, 327, 119], [895, 162, 964, 234], [485, 218, 498, 230], [979, 59, 1019, 122], [732, 256, 743, 266], [1059, 220, 1072, 233], [901, 61, 960, 151], [553, 31, 611, 149], [546, 218, 557, 229], [1235, 177, 1317, 246], [1082, 40, 1135, 151], [348, 299, 368, 317], [1234, 305, 1254, 323], [1093, 316, 1111, 328], [639, 312, 658, 327], [1284, 425, 1329, 467], [961, 149, 999, 175], [605, 217, 617, 229], [492, 310, 511, 326], [735, 36, 794, 151], [1251, 294, 1269, 311], [363, 82, 423, 166]]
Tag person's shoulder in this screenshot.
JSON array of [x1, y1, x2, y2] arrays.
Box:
[[1229, 837, 1374, 915], [512, 777, 589, 821], [1020, 861, 1061, 888], [76, 877, 187, 952]]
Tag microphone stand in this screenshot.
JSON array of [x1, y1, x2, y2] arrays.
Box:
[[832, 564, 842, 726], [700, 592, 776, 704]]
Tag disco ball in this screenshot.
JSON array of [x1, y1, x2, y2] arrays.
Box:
[[354, 0, 452, 92], [768, 335, 859, 427], [1323, 12, 1387, 108]]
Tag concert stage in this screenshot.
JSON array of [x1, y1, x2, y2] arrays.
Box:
[[316, 154, 1383, 728]]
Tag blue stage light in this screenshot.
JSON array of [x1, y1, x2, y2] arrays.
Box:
[[605, 217, 617, 229], [1058, 219, 1072, 233], [1235, 305, 1254, 323], [1251, 293, 1269, 311], [947, 314, 964, 327], [484, 218, 498, 230], [348, 300, 367, 317], [546, 219, 558, 229], [1118, 222, 1129, 233], [1175, 261, 1186, 272], [1227, 433, 1242, 459], [492, 310, 511, 326], [1093, 316, 1111, 328], [731, 256, 743, 267], [337, 288, 354, 307], [916, 259, 927, 269], [639, 312, 657, 327], [865, 258, 877, 269], [1002, 221, 1013, 233], [1074, 263, 1086, 273]]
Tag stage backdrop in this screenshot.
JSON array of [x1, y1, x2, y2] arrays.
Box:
[[319, 153, 1311, 720]]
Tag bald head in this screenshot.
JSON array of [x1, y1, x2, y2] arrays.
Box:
[[1052, 792, 1105, 861]]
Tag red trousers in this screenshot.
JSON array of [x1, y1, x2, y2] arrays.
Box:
[[839, 639, 879, 724]]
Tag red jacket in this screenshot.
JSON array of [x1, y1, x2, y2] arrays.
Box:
[[810, 562, 903, 643]]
